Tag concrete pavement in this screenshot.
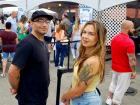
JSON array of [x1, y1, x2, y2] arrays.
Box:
[[0, 55, 140, 105]]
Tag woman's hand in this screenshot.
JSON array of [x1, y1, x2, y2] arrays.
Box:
[[61, 93, 71, 104], [61, 94, 67, 102], [63, 99, 70, 105]]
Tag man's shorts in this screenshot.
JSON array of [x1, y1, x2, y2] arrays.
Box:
[[1, 52, 15, 61]]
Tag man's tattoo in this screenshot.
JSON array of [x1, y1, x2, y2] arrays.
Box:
[[11, 76, 20, 90], [131, 65, 136, 71], [16, 76, 20, 80], [79, 64, 94, 83], [127, 54, 136, 66], [127, 53, 136, 71]]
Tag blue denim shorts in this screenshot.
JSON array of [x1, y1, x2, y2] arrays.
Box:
[[72, 90, 102, 105], [2, 52, 15, 61]]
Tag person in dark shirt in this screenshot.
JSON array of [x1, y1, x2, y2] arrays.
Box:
[[61, 12, 72, 37], [0, 22, 18, 77], [8, 10, 53, 105]]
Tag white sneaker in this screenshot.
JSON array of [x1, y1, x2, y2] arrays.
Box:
[[59, 65, 66, 69], [106, 97, 112, 105], [0, 73, 6, 77]]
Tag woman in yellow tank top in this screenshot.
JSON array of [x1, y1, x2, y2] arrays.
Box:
[[61, 20, 107, 105]]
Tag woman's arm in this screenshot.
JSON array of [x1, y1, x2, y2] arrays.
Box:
[[61, 57, 99, 102]]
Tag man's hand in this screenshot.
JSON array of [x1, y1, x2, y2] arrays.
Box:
[[10, 88, 17, 95], [131, 72, 136, 79]]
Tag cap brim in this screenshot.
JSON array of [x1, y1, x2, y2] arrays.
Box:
[[31, 14, 53, 21]]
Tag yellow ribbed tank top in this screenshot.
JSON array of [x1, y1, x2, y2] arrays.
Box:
[[72, 65, 100, 92]]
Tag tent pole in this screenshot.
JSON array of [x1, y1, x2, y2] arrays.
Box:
[[97, 0, 101, 21]]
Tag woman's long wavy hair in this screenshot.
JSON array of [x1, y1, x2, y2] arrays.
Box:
[[56, 23, 65, 33], [19, 15, 28, 24], [73, 17, 80, 32], [76, 20, 107, 83]]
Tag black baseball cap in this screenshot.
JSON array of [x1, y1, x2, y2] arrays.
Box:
[[31, 10, 53, 21]]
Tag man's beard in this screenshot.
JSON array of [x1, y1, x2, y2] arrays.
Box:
[[36, 30, 47, 36], [128, 31, 134, 36]]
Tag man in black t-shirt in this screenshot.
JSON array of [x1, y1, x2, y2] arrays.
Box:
[[8, 11, 53, 105]]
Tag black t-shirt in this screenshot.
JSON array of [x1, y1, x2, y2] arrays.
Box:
[[12, 34, 50, 104]]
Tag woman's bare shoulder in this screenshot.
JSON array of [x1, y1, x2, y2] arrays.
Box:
[[84, 56, 99, 66], [82, 56, 100, 75]]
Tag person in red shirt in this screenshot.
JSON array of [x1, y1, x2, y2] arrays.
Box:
[[0, 22, 18, 77], [106, 20, 136, 105]]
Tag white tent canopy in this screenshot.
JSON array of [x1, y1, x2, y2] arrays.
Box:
[[0, 0, 26, 10], [0, 0, 136, 11], [26, 0, 136, 11]]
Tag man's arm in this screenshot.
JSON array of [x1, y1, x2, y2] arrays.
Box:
[[127, 53, 136, 72], [127, 53, 136, 78], [8, 64, 20, 94]]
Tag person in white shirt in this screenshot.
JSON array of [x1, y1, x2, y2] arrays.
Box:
[[6, 11, 17, 33], [45, 20, 54, 37], [44, 20, 55, 53]]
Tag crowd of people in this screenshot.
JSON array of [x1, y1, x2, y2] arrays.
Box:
[[0, 10, 138, 105]]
